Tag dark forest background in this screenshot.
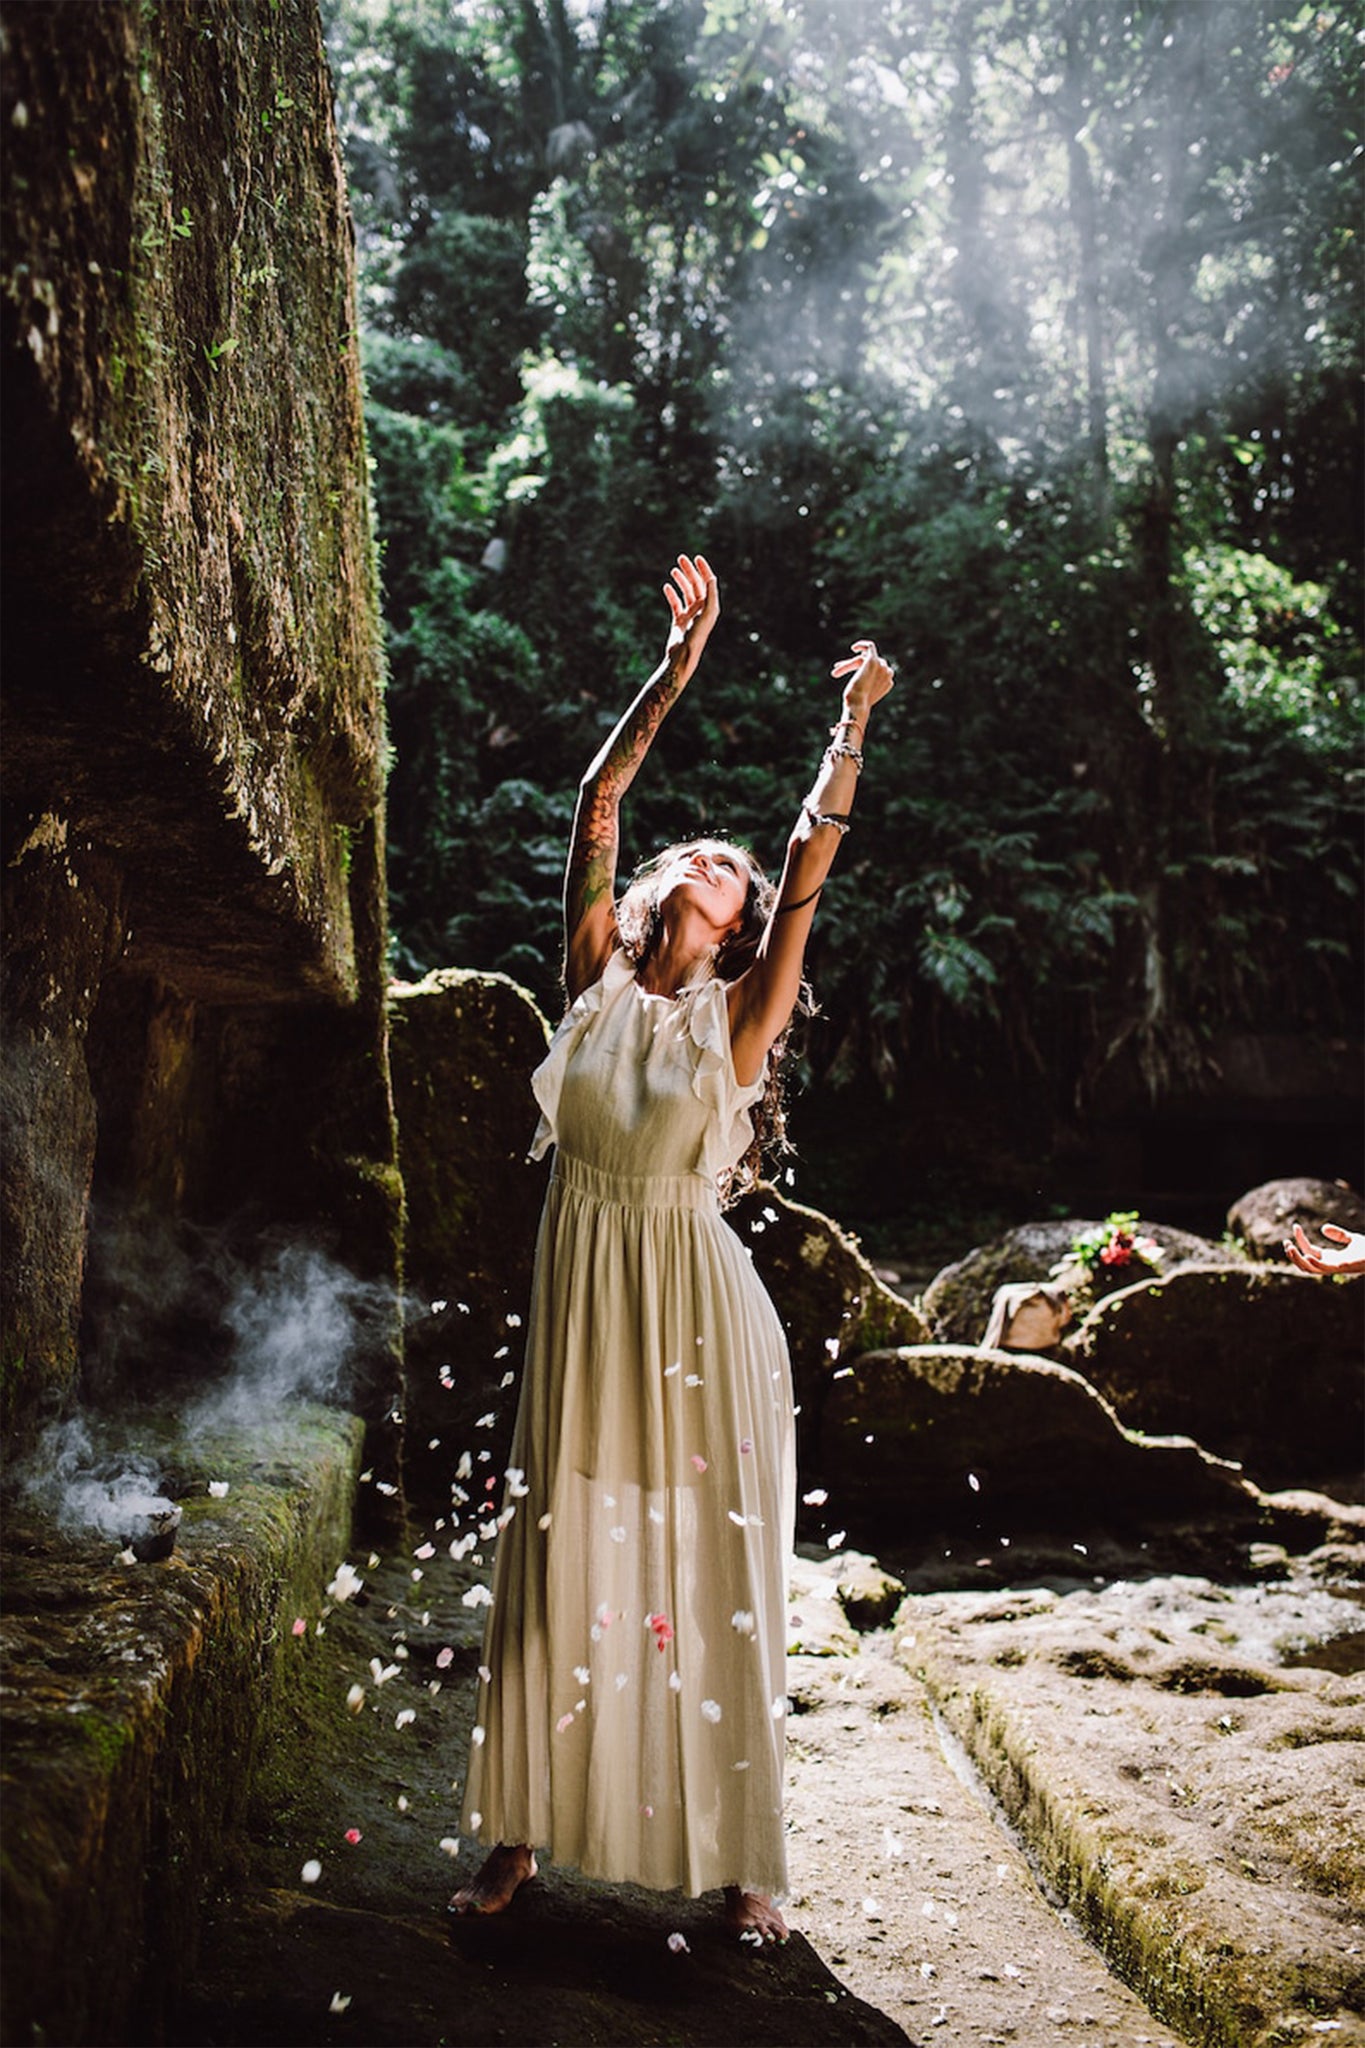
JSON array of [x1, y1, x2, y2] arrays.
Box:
[[323, 0, 1362, 1251]]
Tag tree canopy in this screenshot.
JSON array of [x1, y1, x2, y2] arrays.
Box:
[[324, 0, 1362, 1216]]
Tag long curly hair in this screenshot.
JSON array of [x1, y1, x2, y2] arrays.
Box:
[[614, 838, 813, 1203]]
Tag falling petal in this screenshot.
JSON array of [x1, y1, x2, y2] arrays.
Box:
[[802, 1488, 827, 1506], [640, 1803, 654, 1818], [436, 1647, 454, 1669], [685, 1374, 703, 1388], [478, 1664, 492, 1683], [556, 1712, 575, 1734], [329, 1993, 351, 2013], [615, 1672, 629, 1690], [345, 1684, 366, 1714], [669, 1671, 683, 1692], [208, 1480, 230, 1498], [826, 1530, 847, 1549], [967, 1473, 980, 1493], [739, 1438, 753, 1455], [439, 1836, 460, 1856], [291, 1618, 307, 1637], [739, 1928, 763, 1947], [690, 1455, 708, 1474], [573, 1664, 591, 1684], [462, 1585, 493, 1609], [344, 1828, 362, 1845], [397, 1795, 409, 1812], [538, 1512, 553, 1530], [609, 1526, 627, 1544], [301, 1859, 322, 1884], [700, 1698, 722, 1723], [414, 1542, 436, 1560], [862, 1898, 882, 1919], [667, 1932, 690, 1954], [731, 1609, 755, 1635], [470, 1725, 486, 1747], [327, 1562, 364, 1603], [395, 1708, 416, 1729]]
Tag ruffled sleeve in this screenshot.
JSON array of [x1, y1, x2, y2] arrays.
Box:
[[680, 975, 767, 1184], [527, 950, 635, 1160]]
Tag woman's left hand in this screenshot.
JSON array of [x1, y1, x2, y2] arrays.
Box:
[[831, 638, 896, 711]]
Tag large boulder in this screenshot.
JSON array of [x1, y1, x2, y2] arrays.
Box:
[[1227, 1176, 1365, 1262], [819, 1344, 1252, 1532], [921, 1219, 1240, 1345], [1065, 1263, 1364, 1486]]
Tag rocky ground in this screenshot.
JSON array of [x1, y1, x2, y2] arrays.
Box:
[[171, 1483, 1364, 2048]]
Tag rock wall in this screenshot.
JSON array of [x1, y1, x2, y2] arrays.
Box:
[[0, 0, 401, 1466]]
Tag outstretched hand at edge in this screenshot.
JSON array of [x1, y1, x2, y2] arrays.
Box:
[[1284, 1222, 1365, 1276]]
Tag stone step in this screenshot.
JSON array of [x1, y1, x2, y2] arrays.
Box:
[[0, 1406, 364, 2045]]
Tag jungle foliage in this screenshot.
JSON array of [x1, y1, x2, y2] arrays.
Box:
[[324, 0, 1362, 1173]]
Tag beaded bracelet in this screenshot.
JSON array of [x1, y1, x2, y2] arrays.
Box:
[[825, 739, 864, 770], [830, 717, 864, 737]]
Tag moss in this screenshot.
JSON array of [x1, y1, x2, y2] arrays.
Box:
[[0, 1405, 364, 2045]]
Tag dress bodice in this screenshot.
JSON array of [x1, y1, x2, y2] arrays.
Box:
[[529, 951, 765, 1189]]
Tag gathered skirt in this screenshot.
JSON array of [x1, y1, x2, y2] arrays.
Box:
[[461, 1151, 796, 1899]]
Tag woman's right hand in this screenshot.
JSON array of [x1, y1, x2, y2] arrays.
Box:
[[663, 554, 720, 682]]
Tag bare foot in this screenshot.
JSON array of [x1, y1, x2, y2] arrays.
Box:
[[723, 1885, 789, 1944], [449, 1843, 538, 1916]]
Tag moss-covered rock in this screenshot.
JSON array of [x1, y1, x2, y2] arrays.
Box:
[[820, 1343, 1253, 1533], [0, 1405, 364, 2046], [0, 0, 399, 1461], [1065, 1263, 1365, 1486]]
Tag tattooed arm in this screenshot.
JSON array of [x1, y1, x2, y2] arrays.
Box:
[[563, 554, 720, 1002]]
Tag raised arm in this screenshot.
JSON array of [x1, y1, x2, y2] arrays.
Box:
[[563, 554, 720, 1001], [728, 639, 896, 1086]]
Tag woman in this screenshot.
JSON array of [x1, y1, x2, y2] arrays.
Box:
[[452, 553, 894, 1941]]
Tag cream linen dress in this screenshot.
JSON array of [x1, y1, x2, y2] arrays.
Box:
[[460, 949, 796, 1899]]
